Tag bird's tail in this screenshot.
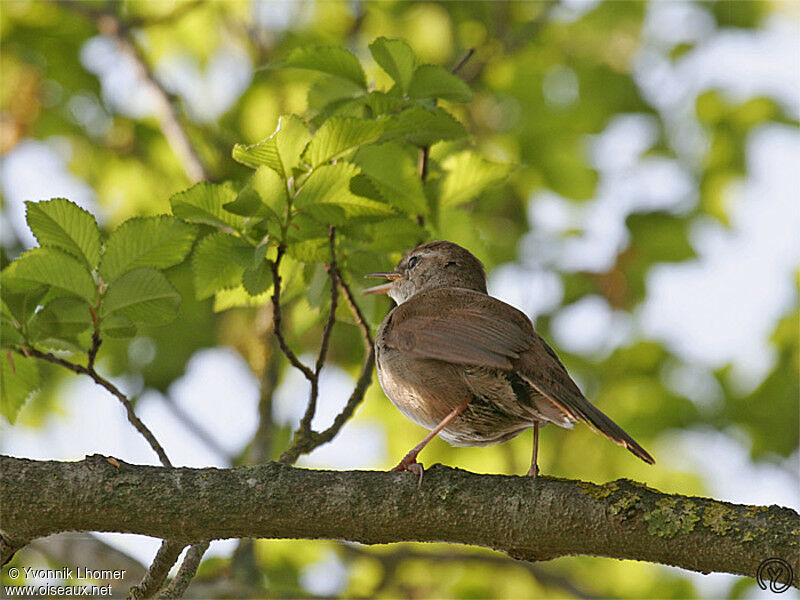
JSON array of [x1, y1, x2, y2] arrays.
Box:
[[570, 399, 655, 464]]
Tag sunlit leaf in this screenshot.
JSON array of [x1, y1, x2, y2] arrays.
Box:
[[369, 37, 416, 93], [353, 143, 428, 215], [242, 262, 273, 296], [303, 117, 384, 167], [99, 216, 197, 283], [283, 45, 366, 89], [382, 105, 466, 145], [25, 198, 101, 269], [28, 297, 93, 347], [170, 183, 246, 231], [1, 352, 39, 424], [3, 248, 96, 304], [232, 115, 311, 179], [100, 267, 181, 325], [408, 65, 473, 103], [439, 151, 511, 206]]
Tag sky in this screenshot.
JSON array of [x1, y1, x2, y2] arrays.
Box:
[[1, 1, 798, 596]]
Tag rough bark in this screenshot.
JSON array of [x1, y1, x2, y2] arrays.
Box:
[[1, 455, 797, 587]]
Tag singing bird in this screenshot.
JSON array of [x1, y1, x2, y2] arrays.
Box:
[[365, 241, 654, 478]]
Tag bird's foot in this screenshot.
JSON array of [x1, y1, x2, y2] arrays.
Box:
[[392, 457, 425, 486], [525, 464, 539, 479]]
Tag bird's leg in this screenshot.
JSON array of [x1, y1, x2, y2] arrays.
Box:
[[393, 400, 471, 480], [526, 422, 540, 478]]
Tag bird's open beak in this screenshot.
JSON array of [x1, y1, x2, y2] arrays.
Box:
[[362, 272, 401, 295]]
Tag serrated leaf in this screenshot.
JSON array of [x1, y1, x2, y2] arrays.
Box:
[[170, 183, 246, 231], [365, 92, 408, 117], [25, 198, 101, 269], [408, 65, 474, 103], [369, 37, 417, 93], [28, 297, 93, 346], [353, 143, 428, 215], [242, 262, 273, 296], [191, 233, 250, 300], [294, 163, 395, 225], [1, 352, 39, 423], [439, 151, 511, 207], [302, 117, 384, 167], [232, 115, 311, 179], [287, 239, 332, 263], [225, 167, 287, 230], [382, 106, 467, 146], [3, 248, 96, 303], [0, 283, 48, 326], [101, 268, 180, 325], [100, 216, 197, 283], [283, 45, 366, 89]]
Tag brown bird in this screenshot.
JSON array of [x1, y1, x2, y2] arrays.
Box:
[[365, 241, 654, 478]]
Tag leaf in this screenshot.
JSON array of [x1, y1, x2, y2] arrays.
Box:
[[28, 297, 93, 346], [308, 75, 364, 112], [369, 37, 417, 93], [242, 262, 273, 296], [213, 285, 272, 312], [3, 248, 96, 303], [294, 163, 395, 225], [170, 183, 246, 231], [101, 267, 181, 326], [232, 115, 311, 179], [0, 284, 48, 326], [99, 216, 198, 283], [1, 352, 39, 423], [353, 143, 428, 215], [25, 198, 101, 269], [302, 117, 384, 167], [225, 166, 287, 228], [191, 233, 249, 300], [287, 239, 332, 263], [439, 151, 511, 207], [408, 65, 474, 103], [100, 314, 136, 338], [283, 45, 366, 89], [382, 106, 466, 146]]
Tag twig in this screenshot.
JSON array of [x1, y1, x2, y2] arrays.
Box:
[[22, 348, 172, 468], [128, 540, 186, 600], [268, 246, 315, 382], [335, 267, 373, 348], [159, 541, 210, 599], [450, 47, 476, 76], [57, 0, 209, 183]]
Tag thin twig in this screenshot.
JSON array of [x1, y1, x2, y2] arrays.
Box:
[[336, 267, 373, 348], [269, 246, 315, 382], [450, 47, 476, 76], [22, 348, 172, 468], [158, 541, 210, 599], [128, 540, 186, 600]]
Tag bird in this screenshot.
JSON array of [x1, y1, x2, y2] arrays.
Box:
[[364, 240, 654, 479]]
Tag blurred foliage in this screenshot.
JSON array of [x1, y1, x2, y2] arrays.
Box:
[[1, 1, 798, 598]]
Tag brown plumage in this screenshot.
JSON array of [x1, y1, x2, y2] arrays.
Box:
[[365, 240, 654, 477]]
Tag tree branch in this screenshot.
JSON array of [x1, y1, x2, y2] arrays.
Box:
[[159, 542, 210, 599], [2, 456, 797, 587], [129, 540, 186, 600]]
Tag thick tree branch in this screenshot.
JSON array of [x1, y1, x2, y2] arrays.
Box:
[[2, 456, 797, 587]]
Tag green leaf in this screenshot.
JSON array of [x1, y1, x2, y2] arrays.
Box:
[[170, 183, 247, 231], [3, 248, 96, 303], [100, 314, 136, 338], [225, 166, 287, 229], [242, 262, 273, 296], [101, 268, 181, 326], [294, 163, 395, 225], [213, 285, 272, 312], [99, 216, 198, 283], [1, 352, 39, 423], [308, 75, 364, 112], [0, 284, 48, 326], [232, 115, 311, 178], [369, 37, 417, 93], [365, 92, 408, 117], [191, 233, 249, 300], [25, 198, 101, 269], [439, 151, 510, 207], [408, 65, 473, 103], [302, 117, 384, 167], [353, 143, 428, 215], [382, 106, 466, 146], [28, 297, 93, 346], [283, 45, 366, 89], [287, 239, 332, 263]]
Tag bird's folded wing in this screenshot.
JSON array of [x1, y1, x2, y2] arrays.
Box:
[[383, 310, 531, 370]]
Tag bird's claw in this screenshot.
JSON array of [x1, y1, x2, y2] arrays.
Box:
[[392, 459, 425, 486]]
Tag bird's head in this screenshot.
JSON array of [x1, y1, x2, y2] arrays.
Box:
[[363, 240, 487, 304]]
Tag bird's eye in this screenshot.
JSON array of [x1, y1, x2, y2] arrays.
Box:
[[407, 256, 419, 269]]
